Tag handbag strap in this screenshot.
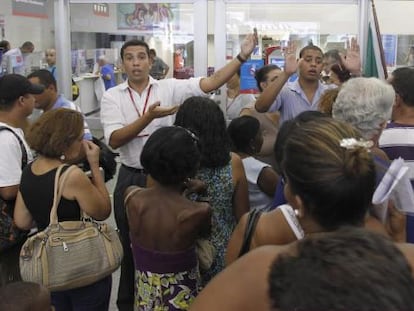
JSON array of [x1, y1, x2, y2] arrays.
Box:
[[49, 164, 77, 225], [124, 187, 143, 206], [238, 209, 262, 258]]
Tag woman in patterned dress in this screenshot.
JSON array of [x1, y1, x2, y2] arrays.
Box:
[[174, 97, 250, 284]]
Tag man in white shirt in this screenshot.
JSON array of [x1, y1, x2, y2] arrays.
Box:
[[100, 34, 257, 311], [0, 73, 43, 284], [1, 41, 34, 76]]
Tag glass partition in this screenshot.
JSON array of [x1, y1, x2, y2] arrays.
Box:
[[70, 2, 196, 79], [224, 2, 359, 59]]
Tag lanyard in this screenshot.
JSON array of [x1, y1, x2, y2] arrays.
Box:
[[226, 95, 238, 112], [127, 84, 152, 117]]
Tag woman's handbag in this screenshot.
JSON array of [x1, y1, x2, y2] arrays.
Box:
[[196, 238, 215, 271], [238, 209, 262, 258], [19, 165, 123, 291]]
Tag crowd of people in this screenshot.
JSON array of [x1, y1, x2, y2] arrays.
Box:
[[1, 30, 414, 311]]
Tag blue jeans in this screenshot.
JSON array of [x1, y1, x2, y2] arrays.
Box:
[[51, 275, 112, 311]]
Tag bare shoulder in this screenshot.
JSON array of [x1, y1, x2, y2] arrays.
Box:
[[230, 152, 244, 173], [178, 201, 211, 223], [125, 185, 145, 200], [63, 165, 91, 197], [396, 242, 414, 275], [231, 151, 242, 163], [190, 245, 288, 311], [253, 208, 297, 247]]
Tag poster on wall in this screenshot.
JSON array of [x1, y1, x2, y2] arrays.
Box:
[[240, 59, 264, 94], [117, 4, 177, 31], [93, 3, 109, 17], [382, 34, 397, 67], [12, 0, 48, 19]]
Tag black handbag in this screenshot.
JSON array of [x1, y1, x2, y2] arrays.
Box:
[[238, 209, 262, 258], [82, 137, 118, 182]]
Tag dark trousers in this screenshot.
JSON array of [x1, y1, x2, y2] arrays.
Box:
[[0, 242, 23, 286], [114, 165, 147, 311], [51, 275, 112, 311]]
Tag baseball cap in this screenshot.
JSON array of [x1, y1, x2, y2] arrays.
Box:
[[0, 74, 44, 104]]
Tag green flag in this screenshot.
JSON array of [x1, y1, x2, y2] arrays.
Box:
[[364, 0, 387, 79]]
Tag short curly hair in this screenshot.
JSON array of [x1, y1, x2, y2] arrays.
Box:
[[26, 108, 84, 158], [332, 77, 394, 140], [141, 126, 200, 185]]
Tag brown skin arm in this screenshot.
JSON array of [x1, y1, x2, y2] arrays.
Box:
[[109, 103, 178, 149], [0, 185, 18, 201], [225, 212, 249, 265], [231, 153, 250, 220], [257, 167, 279, 197], [190, 245, 284, 311], [255, 42, 298, 113], [63, 166, 111, 221], [255, 71, 290, 112], [14, 191, 34, 230], [199, 33, 257, 93]]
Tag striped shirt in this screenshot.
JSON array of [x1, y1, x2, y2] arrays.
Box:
[[268, 79, 333, 124]]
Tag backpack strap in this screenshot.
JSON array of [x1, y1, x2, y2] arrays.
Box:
[[0, 126, 28, 169]]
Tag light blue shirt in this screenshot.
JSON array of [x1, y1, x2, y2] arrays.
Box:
[[48, 65, 57, 80], [53, 94, 93, 140], [269, 79, 334, 124]]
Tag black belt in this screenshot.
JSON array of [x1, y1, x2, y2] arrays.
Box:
[[121, 164, 146, 174]]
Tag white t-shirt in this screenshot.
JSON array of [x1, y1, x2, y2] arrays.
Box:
[[1, 48, 26, 76], [100, 77, 207, 169], [226, 94, 256, 120], [0, 123, 33, 187], [242, 156, 273, 211]]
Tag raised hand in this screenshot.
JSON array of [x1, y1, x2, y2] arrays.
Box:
[[283, 42, 299, 76], [83, 140, 100, 167], [340, 37, 362, 75], [239, 33, 258, 60], [146, 101, 179, 119]]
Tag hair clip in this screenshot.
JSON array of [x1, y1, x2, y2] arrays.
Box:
[[175, 125, 199, 143], [339, 138, 373, 150]]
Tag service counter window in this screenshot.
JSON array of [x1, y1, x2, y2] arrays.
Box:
[[69, 2, 196, 80], [374, 0, 414, 69], [223, 2, 359, 61]]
